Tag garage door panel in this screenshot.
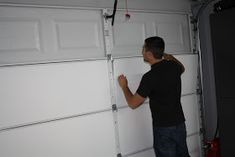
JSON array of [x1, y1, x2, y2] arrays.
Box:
[[176, 55, 198, 95], [111, 11, 191, 57], [113, 57, 150, 107], [155, 14, 191, 53], [55, 21, 100, 49], [111, 11, 154, 57], [0, 19, 41, 53], [187, 134, 201, 156], [0, 111, 116, 157], [0, 7, 105, 64], [52, 10, 104, 58], [117, 104, 153, 156], [0, 60, 111, 129], [182, 95, 200, 135]]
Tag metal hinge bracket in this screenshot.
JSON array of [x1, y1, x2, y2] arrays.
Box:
[[112, 104, 118, 112]]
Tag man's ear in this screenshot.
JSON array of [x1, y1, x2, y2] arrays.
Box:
[[146, 51, 153, 58]]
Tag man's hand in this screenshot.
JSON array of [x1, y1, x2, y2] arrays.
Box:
[[118, 74, 128, 89], [163, 53, 185, 74], [117, 74, 145, 109]]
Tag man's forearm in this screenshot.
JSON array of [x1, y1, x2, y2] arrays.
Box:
[[122, 86, 134, 105], [118, 74, 145, 109]]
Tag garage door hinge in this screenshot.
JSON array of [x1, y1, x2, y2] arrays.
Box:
[[117, 153, 122, 157], [112, 104, 118, 112], [107, 54, 113, 61]]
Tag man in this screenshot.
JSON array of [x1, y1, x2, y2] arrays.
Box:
[[118, 36, 190, 157]]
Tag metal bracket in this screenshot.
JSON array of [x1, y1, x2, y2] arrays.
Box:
[[107, 54, 113, 61], [104, 12, 114, 20], [103, 0, 118, 26], [190, 16, 198, 32], [112, 104, 118, 112], [190, 15, 197, 24]]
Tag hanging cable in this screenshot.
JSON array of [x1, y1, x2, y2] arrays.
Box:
[[111, 0, 118, 26], [104, 0, 118, 26]]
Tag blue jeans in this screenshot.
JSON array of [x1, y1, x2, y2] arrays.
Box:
[[153, 122, 190, 157]]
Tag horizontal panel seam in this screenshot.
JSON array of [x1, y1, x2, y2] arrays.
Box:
[[122, 146, 153, 157], [0, 4, 191, 14], [0, 107, 112, 133]]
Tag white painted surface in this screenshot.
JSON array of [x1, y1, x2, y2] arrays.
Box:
[[0, 111, 116, 157], [0, 7, 105, 64], [187, 134, 201, 157], [182, 95, 200, 135], [118, 104, 153, 156], [0, 5, 201, 157], [0, 60, 111, 129], [111, 11, 191, 57], [0, 19, 40, 52], [177, 55, 198, 95], [0, 0, 191, 12], [155, 13, 191, 54]]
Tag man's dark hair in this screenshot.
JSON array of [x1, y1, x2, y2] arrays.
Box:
[[144, 36, 165, 59]]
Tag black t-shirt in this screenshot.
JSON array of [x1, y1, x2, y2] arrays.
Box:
[[137, 60, 185, 127]]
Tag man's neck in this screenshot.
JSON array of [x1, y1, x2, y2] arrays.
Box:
[[149, 58, 163, 65]]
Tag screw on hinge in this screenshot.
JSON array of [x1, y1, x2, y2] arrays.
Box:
[[107, 54, 113, 61], [112, 104, 118, 112], [117, 153, 122, 157]]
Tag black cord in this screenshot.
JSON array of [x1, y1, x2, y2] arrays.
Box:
[[105, 0, 118, 26], [111, 0, 118, 26]]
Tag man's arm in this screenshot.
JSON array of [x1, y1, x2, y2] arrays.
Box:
[[118, 74, 146, 109], [163, 53, 185, 74]]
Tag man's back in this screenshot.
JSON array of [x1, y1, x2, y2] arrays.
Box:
[[137, 60, 185, 127]]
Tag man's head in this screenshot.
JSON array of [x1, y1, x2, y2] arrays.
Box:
[[142, 36, 165, 63]]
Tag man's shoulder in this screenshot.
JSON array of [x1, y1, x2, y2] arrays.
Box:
[[143, 69, 152, 78]]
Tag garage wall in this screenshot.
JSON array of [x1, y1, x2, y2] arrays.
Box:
[[0, 5, 201, 157]]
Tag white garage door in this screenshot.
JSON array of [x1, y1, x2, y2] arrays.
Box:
[[0, 6, 201, 157]]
